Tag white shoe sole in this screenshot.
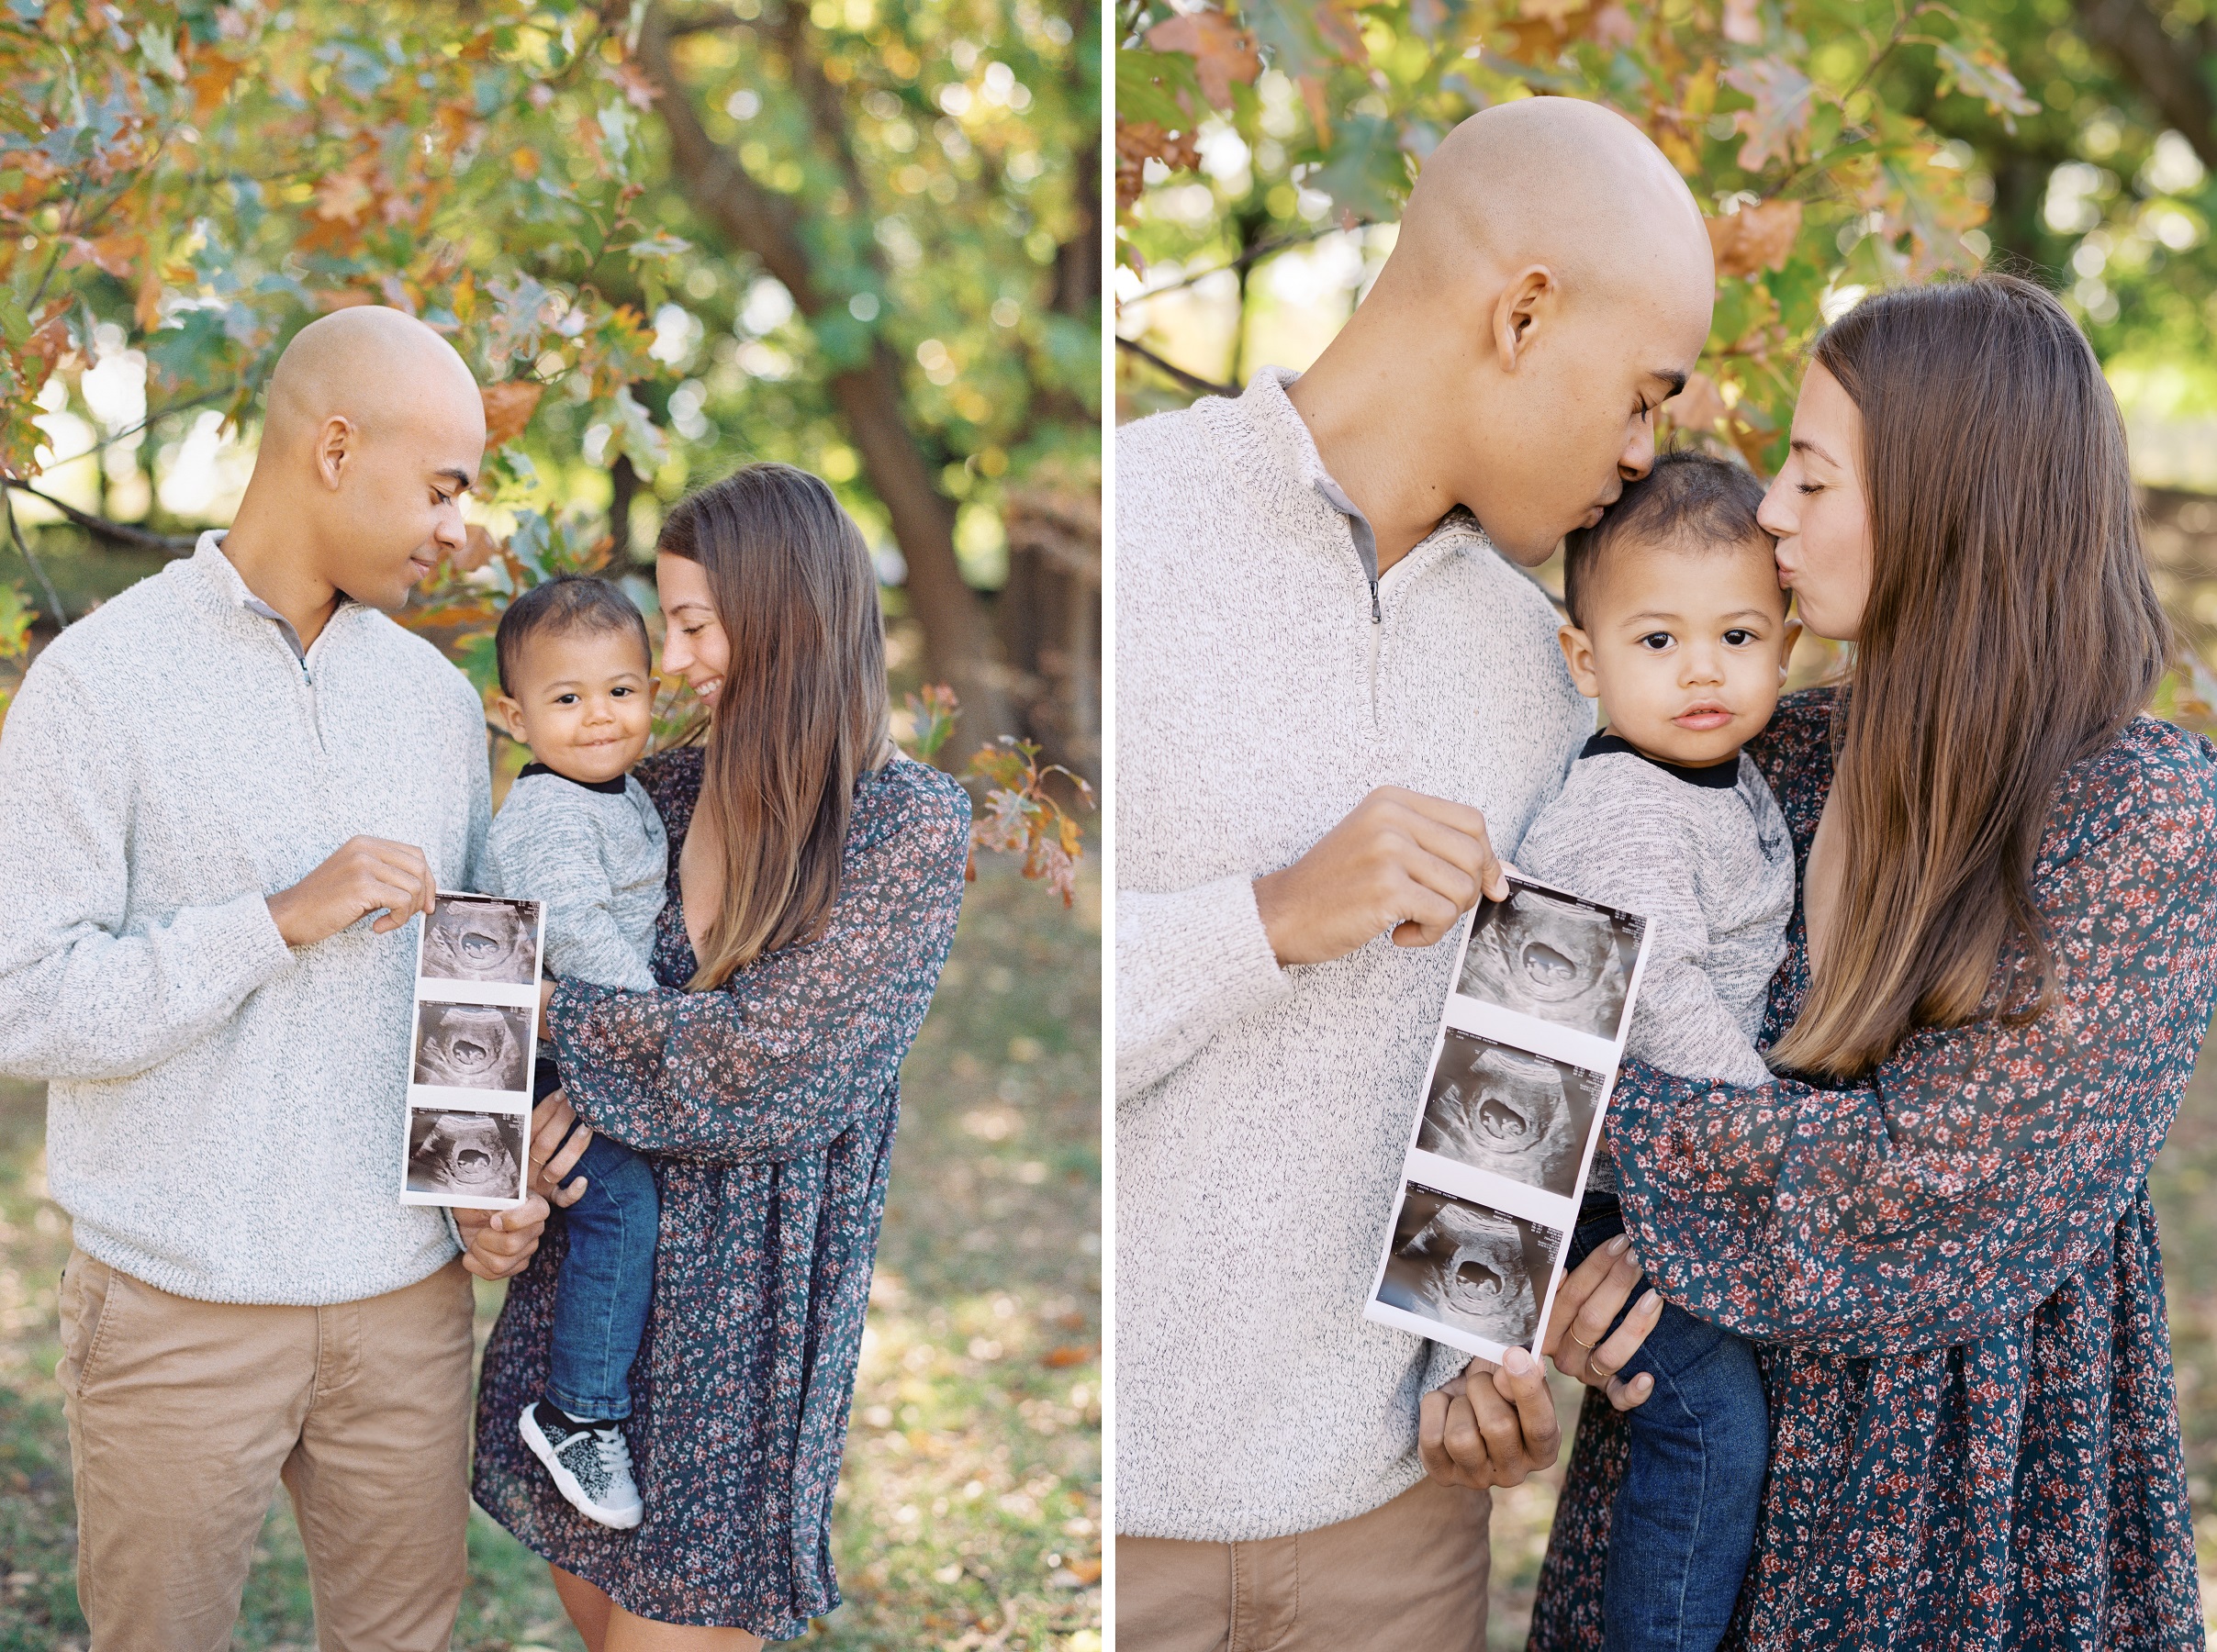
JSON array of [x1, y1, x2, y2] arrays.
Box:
[[519, 1404, 644, 1530]]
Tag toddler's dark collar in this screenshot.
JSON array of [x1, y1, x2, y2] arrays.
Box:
[[518, 762, 631, 796], [1582, 731, 1741, 789]]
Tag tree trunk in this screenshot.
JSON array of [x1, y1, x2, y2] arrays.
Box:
[[609, 452, 638, 564], [637, 4, 1018, 753], [2073, 0, 2217, 173]]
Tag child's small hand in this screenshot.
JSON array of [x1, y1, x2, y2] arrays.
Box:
[[528, 1088, 592, 1207]]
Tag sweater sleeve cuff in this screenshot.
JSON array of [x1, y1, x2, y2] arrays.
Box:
[[222, 888, 297, 989], [1114, 872, 1293, 1098]]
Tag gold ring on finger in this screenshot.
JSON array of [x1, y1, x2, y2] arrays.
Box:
[[1568, 1329, 1599, 1351]]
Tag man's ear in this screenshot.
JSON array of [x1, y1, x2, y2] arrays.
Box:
[[1492, 265, 1559, 372], [1779, 615, 1803, 685], [1557, 622, 1601, 698], [314, 414, 358, 492]]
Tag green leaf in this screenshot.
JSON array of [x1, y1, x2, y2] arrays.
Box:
[[1308, 113, 1409, 223], [1930, 41, 2038, 130]]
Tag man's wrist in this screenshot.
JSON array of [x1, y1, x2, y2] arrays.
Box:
[[264, 887, 303, 949], [1250, 870, 1295, 967]]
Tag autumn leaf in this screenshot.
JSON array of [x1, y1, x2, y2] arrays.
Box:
[[1145, 10, 1260, 112], [1115, 119, 1202, 211], [1931, 40, 2038, 131], [313, 162, 376, 226], [1707, 198, 1802, 276], [480, 379, 545, 450], [188, 53, 244, 121], [452, 522, 505, 574], [1722, 59, 1813, 173], [1660, 371, 1731, 437]]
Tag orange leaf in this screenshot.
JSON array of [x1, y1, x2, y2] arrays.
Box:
[[134, 247, 164, 330], [190, 55, 245, 122], [1660, 371, 1730, 435], [453, 523, 504, 574], [1066, 1558, 1103, 1584], [481, 380, 545, 450], [313, 164, 376, 226], [1042, 1344, 1096, 1368], [1707, 198, 1802, 277], [1146, 11, 1260, 111], [1721, 60, 1812, 173]]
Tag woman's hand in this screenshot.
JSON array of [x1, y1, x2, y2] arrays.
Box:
[[529, 1088, 593, 1208], [1544, 1233, 1660, 1411]]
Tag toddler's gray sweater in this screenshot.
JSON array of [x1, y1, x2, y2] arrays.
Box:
[[1515, 733, 1796, 1164], [486, 767, 666, 993], [0, 535, 490, 1305], [1115, 368, 1593, 1543]]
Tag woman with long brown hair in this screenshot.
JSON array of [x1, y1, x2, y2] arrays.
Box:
[[470, 463, 971, 1648], [1525, 273, 2217, 1646]]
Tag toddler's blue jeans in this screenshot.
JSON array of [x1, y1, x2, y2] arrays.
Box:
[[1564, 1190, 1767, 1652], [536, 1058, 657, 1423]]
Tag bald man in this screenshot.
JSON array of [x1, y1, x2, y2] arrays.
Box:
[[1114, 99, 1715, 1647], [0, 306, 561, 1650]]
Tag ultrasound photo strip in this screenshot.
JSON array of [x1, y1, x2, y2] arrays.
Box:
[[1362, 874, 1653, 1364], [399, 891, 545, 1211]]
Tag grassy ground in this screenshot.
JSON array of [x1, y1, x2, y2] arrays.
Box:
[[0, 859, 1101, 1652], [1481, 1020, 2217, 1649]]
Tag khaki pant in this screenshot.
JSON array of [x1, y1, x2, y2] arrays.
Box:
[[56, 1248, 476, 1652], [1116, 1476, 1493, 1652]]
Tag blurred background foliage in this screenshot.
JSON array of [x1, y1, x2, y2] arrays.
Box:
[[1, 0, 1102, 777], [1114, 0, 2217, 701]]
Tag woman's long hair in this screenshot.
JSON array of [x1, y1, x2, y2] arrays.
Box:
[[1765, 273, 2169, 1079], [658, 463, 890, 990]]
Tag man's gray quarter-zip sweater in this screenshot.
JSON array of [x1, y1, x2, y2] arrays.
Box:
[[1114, 367, 1593, 1543], [0, 533, 491, 1306]]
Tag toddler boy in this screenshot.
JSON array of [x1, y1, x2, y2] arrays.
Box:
[[486, 575, 666, 1531], [1513, 452, 1797, 1651]]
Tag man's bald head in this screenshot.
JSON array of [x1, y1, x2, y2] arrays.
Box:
[[1288, 95, 1717, 568], [224, 304, 487, 616], [263, 305, 483, 464], [1382, 98, 1711, 313]]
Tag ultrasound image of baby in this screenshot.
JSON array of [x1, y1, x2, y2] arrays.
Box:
[[1416, 1031, 1601, 1199], [412, 1002, 531, 1093], [406, 1108, 525, 1200], [1460, 885, 1639, 1041], [1378, 1186, 1560, 1348], [420, 895, 538, 987]]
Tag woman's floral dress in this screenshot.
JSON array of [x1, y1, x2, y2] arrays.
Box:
[[472, 748, 970, 1635], [1529, 688, 2217, 1651]]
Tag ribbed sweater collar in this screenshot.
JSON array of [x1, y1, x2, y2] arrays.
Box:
[[185, 530, 367, 664], [1212, 367, 1495, 605]]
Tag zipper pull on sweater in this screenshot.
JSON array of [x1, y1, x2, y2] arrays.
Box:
[[1371, 580, 1381, 623]]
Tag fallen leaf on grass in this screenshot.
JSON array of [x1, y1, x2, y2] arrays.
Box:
[[1043, 1344, 1097, 1367]]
